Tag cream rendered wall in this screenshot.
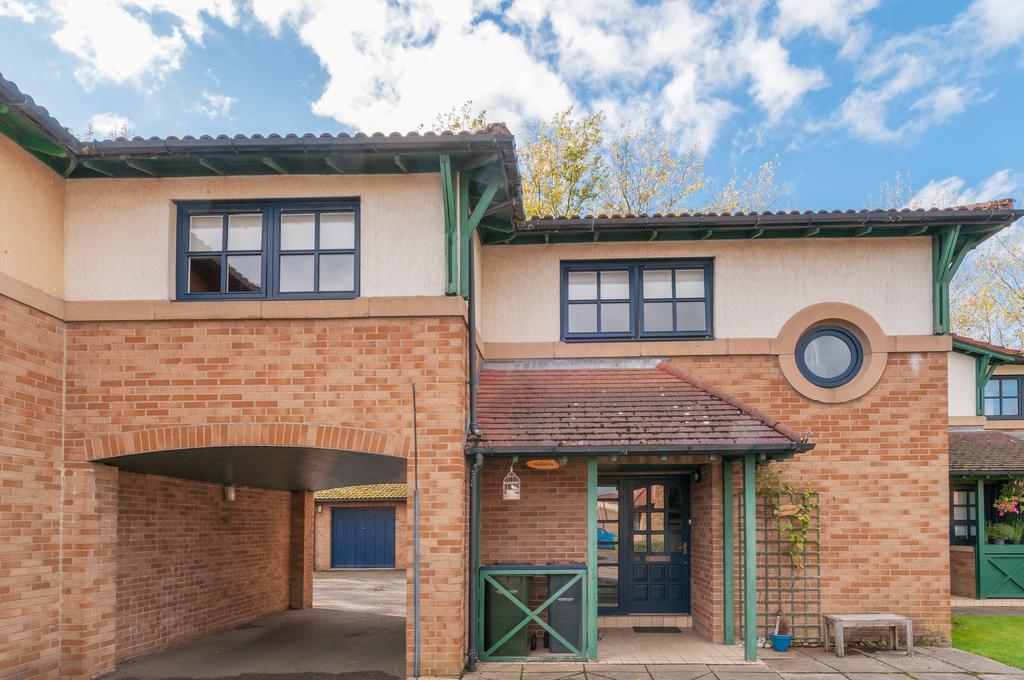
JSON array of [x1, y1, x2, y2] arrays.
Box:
[[481, 237, 933, 342], [0, 134, 66, 297], [948, 352, 978, 417], [63, 173, 445, 301]]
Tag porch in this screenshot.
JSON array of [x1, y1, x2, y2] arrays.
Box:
[[467, 361, 816, 666]]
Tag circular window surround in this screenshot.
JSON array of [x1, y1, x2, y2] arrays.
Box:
[[775, 303, 889, 404]]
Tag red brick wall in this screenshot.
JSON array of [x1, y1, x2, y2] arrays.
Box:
[[315, 501, 408, 570], [0, 295, 64, 679], [63, 316, 468, 677], [115, 473, 291, 661], [671, 352, 951, 643], [950, 546, 975, 598], [480, 460, 587, 565]]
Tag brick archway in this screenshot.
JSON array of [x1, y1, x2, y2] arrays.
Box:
[[85, 423, 411, 462]]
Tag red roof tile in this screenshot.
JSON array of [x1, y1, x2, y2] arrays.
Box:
[[472, 362, 811, 452], [950, 430, 1024, 475], [952, 334, 1023, 359]]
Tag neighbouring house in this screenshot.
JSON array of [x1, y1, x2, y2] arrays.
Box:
[[947, 336, 1024, 600], [2, 69, 1024, 680], [314, 483, 407, 569]]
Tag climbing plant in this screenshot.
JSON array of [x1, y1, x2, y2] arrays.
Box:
[[756, 465, 818, 570]]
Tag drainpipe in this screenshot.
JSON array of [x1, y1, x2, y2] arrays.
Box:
[[467, 452, 484, 670], [466, 214, 483, 670], [467, 231, 482, 438]]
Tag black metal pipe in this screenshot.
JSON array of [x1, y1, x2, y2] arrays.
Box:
[[466, 452, 483, 671], [467, 233, 482, 438]]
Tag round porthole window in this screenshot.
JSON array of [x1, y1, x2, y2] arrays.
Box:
[[795, 325, 863, 388]]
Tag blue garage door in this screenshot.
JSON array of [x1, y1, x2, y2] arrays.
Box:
[[331, 507, 396, 568]]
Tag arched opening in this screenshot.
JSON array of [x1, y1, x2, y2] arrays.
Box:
[[93, 426, 409, 679]]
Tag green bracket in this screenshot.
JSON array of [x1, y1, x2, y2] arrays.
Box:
[[952, 338, 1018, 415], [440, 155, 458, 295], [459, 173, 502, 298], [932, 226, 985, 334]]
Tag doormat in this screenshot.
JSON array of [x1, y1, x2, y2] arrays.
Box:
[[633, 626, 681, 633]]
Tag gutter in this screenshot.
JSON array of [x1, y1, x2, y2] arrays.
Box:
[[465, 442, 815, 456]]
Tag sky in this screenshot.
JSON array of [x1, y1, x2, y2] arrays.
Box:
[[1, 0, 1023, 211]]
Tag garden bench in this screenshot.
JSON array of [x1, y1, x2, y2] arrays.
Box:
[[822, 613, 913, 657]]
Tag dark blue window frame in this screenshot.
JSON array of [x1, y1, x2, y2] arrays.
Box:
[[795, 325, 863, 388], [984, 376, 1023, 419], [560, 259, 714, 342], [175, 198, 360, 301]]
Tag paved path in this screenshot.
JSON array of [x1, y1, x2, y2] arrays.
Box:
[[471, 646, 1024, 680], [105, 571, 405, 680]]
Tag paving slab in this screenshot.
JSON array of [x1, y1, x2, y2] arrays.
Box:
[[868, 657, 965, 674], [816, 658, 895, 673], [764, 658, 838, 673], [587, 671, 654, 680], [905, 673, 978, 680], [778, 674, 848, 680], [464, 674, 524, 680], [523, 665, 587, 673], [712, 672, 782, 680], [978, 676, 1024, 680], [706, 665, 776, 673], [840, 674, 909, 680], [648, 669, 713, 680], [915, 649, 1024, 674]]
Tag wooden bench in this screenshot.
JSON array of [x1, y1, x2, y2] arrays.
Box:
[[822, 613, 913, 657]]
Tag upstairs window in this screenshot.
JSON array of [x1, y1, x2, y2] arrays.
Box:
[[176, 199, 359, 300], [984, 376, 1022, 418], [561, 259, 713, 341]]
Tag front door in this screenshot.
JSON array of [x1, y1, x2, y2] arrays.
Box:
[[598, 476, 691, 614]]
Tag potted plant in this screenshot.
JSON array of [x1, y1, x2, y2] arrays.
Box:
[[1009, 517, 1024, 545], [994, 478, 1024, 517], [988, 522, 1015, 545], [771, 616, 793, 652]]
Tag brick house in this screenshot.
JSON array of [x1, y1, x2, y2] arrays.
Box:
[[314, 483, 407, 570], [2, 70, 1023, 679], [946, 336, 1024, 600]]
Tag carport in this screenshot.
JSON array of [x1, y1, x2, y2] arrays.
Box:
[[93, 425, 409, 678]]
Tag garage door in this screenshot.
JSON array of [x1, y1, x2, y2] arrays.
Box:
[[331, 507, 396, 568]]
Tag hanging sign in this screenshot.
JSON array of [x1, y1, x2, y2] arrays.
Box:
[[526, 459, 561, 471], [774, 503, 800, 517]]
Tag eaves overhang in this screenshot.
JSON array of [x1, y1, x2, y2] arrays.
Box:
[[492, 203, 1024, 245], [0, 72, 525, 228]]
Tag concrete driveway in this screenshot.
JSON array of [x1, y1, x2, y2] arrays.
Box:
[[105, 570, 406, 680]]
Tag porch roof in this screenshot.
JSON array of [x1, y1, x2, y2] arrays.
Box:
[[950, 430, 1024, 477], [468, 361, 813, 455]]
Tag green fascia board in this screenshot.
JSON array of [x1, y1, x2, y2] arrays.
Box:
[[952, 339, 1020, 364]]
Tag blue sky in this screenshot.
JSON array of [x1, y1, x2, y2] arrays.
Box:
[[1, 0, 1022, 211]]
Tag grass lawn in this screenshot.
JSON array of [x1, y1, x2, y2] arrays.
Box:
[[952, 615, 1024, 669]]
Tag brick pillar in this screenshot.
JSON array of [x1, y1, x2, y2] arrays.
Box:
[[60, 462, 119, 679], [289, 490, 313, 609]]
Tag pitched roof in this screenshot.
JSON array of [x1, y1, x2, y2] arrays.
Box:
[[315, 483, 407, 502], [950, 430, 1024, 476], [952, 334, 1023, 361], [470, 361, 812, 453]]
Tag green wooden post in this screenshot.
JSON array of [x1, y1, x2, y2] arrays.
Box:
[[722, 458, 735, 645], [439, 155, 457, 295], [458, 173, 471, 298], [743, 455, 757, 662], [587, 457, 598, 660], [975, 478, 985, 600]]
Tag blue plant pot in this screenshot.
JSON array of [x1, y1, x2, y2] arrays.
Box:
[[770, 634, 794, 652]]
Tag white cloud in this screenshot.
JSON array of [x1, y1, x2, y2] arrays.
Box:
[[774, 0, 879, 48], [196, 90, 235, 119], [909, 169, 1022, 209], [88, 112, 132, 139], [252, 1, 574, 134], [0, 0, 40, 21], [6, 0, 236, 88], [740, 35, 827, 122]]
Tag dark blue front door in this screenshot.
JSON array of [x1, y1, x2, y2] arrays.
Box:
[[598, 476, 691, 614], [331, 507, 396, 568]]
